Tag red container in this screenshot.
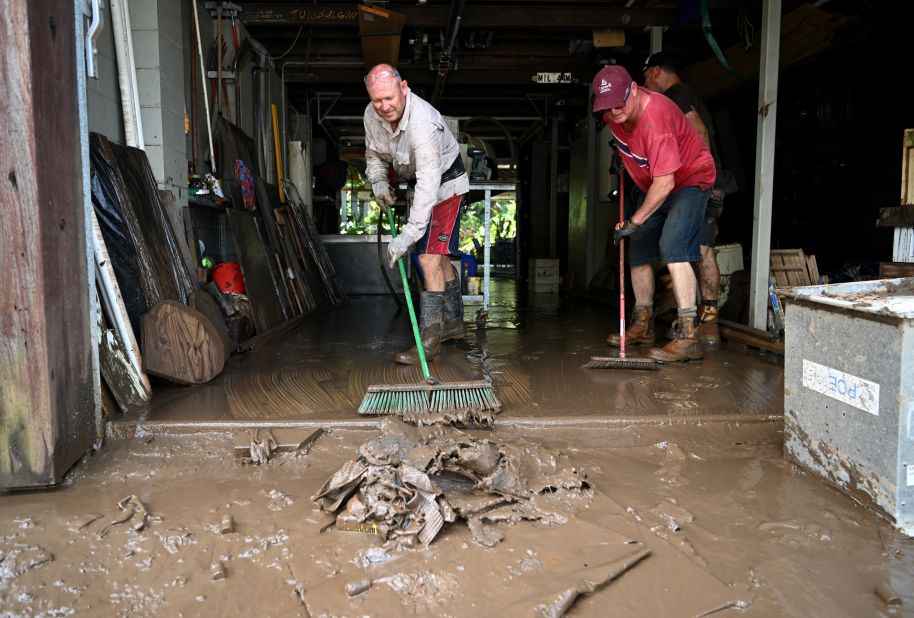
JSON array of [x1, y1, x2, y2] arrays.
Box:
[[210, 262, 246, 295]]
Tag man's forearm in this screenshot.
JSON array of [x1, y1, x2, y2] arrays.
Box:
[[364, 149, 387, 185], [400, 177, 441, 243]]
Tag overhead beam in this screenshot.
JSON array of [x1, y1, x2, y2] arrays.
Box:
[[273, 41, 593, 64], [241, 3, 677, 29], [285, 67, 589, 85]]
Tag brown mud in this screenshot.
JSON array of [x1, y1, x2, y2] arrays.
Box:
[[6, 283, 909, 614], [2, 421, 912, 616]]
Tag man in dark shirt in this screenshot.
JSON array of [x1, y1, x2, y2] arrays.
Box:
[[643, 52, 729, 346]]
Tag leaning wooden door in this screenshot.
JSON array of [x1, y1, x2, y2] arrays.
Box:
[[1, 0, 97, 488]]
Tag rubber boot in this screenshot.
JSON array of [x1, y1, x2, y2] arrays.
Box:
[[441, 276, 466, 342], [647, 316, 703, 363], [607, 305, 655, 347], [698, 303, 720, 346], [395, 291, 443, 365]]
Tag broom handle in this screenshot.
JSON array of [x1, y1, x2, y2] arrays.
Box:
[[619, 170, 626, 359], [387, 209, 431, 381]]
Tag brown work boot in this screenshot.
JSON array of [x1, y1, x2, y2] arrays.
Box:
[[394, 327, 441, 364], [698, 303, 720, 346], [647, 316, 703, 363], [607, 305, 655, 347]]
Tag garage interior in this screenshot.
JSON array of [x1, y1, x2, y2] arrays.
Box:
[[2, 0, 914, 615]]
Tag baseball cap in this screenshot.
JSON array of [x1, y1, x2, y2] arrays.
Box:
[[643, 52, 679, 73], [591, 65, 633, 112]]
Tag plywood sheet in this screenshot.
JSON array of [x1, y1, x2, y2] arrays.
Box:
[[227, 203, 287, 333]]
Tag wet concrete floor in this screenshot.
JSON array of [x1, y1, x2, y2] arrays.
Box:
[[114, 279, 784, 431], [5, 280, 910, 615]]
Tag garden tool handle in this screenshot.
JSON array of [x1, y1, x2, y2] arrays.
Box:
[[387, 209, 431, 381], [619, 171, 627, 359]]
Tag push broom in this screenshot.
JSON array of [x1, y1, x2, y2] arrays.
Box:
[[584, 169, 657, 370], [358, 209, 502, 418]]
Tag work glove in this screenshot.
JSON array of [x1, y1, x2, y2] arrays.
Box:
[[387, 234, 413, 269], [372, 181, 397, 212], [613, 219, 641, 245]]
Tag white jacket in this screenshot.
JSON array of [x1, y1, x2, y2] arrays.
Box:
[[364, 89, 469, 244]]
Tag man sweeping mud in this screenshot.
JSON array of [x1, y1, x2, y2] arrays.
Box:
[[363, 63, 469, 365], [593, 64, 716, 363]]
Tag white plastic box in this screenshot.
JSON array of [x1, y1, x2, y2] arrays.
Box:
[[529, 258, 560, 294], [714, 243, 743, 306]]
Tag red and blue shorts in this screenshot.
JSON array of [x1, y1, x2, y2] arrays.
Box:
[[416, 193, 465, 257]]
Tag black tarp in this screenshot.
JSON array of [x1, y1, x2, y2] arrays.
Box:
[[90, 133, 195, 335]]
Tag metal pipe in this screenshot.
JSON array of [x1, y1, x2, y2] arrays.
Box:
[[109, 0, 144, 148], [91, 213, 152, 398], [192, 0, 216, 168], [76, 0, 102, 444], [431, 0, 466, 106], [84, 0, 102, 79], [281, 61, 315, 179], [248, 37, 274, 179]]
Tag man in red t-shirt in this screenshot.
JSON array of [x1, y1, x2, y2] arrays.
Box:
[[592, 64, 716, 362], [643, 52, 733, 347]]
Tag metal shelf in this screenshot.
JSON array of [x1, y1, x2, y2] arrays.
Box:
[[462, 182, 517, 321]]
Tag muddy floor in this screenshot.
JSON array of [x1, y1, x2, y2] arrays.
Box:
[[6, 282, 909, 615], [119, 281, 783, 427], [2, 421, 911, 617]]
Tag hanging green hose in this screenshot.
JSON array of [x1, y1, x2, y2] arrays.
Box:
[[701, 0, 748, 83]]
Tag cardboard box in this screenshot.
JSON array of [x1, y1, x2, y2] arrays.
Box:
[[529, 259, 560, 293]]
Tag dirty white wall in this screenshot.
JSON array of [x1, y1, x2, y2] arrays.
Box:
[[87, 1, 287, 195], [86, 3, 125, 144], [84, 0, 187, 209], [129, 0, 188, 206]]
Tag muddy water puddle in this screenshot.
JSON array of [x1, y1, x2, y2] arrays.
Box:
[[1, 423, 911, 616]]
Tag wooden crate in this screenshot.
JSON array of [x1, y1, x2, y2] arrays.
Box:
[[879, 261, 914, 279], [770, 249, 819, 287]]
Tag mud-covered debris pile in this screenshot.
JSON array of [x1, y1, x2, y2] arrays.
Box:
[[313, 419, 590, 546]]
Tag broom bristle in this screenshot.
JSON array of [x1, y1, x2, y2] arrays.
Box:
[[582, 356, 658, 370], [358, 382, 502, 416]]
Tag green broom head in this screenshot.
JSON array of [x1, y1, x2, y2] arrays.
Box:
[[358, 381, 501, 417]]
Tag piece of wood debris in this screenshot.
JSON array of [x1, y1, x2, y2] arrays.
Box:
[[234, 428, 324, 461]]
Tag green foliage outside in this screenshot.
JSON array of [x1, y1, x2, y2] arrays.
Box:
[[339, 164, 517, 257], [458, 199, 516, 254]]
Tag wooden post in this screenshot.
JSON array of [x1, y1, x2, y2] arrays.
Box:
[[1, 0, 96, 487]]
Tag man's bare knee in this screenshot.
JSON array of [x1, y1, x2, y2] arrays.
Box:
[[418, 254, 438, 269]]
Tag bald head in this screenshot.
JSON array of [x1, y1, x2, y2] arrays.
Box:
[[365, 64, 409, 128], [365, 63, 401, 87]]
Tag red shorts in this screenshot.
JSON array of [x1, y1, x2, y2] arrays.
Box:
[[416, 194, 464, 257]]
